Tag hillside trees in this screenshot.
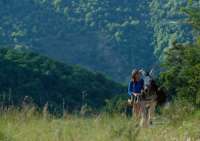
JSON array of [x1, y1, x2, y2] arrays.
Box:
[[0, 48, 125, 113], [149, 0, 197, 60], [0, 0, 155, 82], [160, 5, 200, 107]]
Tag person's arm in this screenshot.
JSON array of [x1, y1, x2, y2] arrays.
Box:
[[128, 81, 133, 96]]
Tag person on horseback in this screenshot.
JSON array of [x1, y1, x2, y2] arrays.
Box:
[[128, 69, 145, 122]]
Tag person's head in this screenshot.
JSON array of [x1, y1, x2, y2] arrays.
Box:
[[131, 69, 141, 82]]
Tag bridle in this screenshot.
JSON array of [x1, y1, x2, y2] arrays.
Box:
[[142, 70, 158, 101]]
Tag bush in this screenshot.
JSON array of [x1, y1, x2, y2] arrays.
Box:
[[160, 42, 200, 107], [104, 95, 127, 115], [161, 99, 196, 125]]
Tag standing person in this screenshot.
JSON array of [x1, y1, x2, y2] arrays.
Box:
[[128, 69, 146, 126]]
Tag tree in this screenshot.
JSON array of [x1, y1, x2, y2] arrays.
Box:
[[0, 48, 125, 113], [160, 5, 200, 107], [0, 0, 155, 82], [149, 0, 196, 60]]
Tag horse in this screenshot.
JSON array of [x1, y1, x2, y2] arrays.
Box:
[[139, 69, 167, 126]]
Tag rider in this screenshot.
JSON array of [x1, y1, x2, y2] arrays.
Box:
[[128, 69, 145, 121]]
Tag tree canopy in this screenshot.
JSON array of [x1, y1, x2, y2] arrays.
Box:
[[160, 5, 200, 107], [0, 0, 156, 82], [0, 48, 125, 113]]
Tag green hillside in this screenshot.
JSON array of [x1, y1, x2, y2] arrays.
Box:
[[1, 0, 198, 82], [149, 0, 199, 60], [0, 48, 125, 113], [0, 0, 155, 82]]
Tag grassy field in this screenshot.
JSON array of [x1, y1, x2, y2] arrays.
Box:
[[0, 107, 199, 141]]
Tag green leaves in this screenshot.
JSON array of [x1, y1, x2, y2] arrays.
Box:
[[0, 0, 158, 82], [157, 3, 200, 107], [184, 8, 200, 30], [188, 0, 193, 5], [149, 0, 197, 59], [161, 40, 200, 106]]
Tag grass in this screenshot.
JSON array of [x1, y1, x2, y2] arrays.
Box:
[[0, 107, 199, 141]]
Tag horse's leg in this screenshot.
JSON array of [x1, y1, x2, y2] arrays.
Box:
[[137, 103, 141, 119], [132, 104, 135, 119], [143, 101, 151, 126], [132, 103, 135, 119], [139, 101, 148, 127], [148, 101, 157, 124]]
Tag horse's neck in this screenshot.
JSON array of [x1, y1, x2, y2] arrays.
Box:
[[144, 89, 157, 101], [147, 90, 157, 96]]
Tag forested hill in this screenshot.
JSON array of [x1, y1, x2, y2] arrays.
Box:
[[150, 0, 199, 60], [0, 0, 198, 82], [0, 48, 125, 113], [0, 0, 154, 82]]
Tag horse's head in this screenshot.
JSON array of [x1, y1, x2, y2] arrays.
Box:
[[140, 69, 167, 104], [139, 69, 158, 101], [140, 69, 156, 93]]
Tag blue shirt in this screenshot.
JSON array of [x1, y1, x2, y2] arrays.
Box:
[[128, 79, 144, 96]]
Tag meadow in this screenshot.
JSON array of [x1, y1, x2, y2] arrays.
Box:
[[0, 1, 199, 141], [0, 106, 199, 141]]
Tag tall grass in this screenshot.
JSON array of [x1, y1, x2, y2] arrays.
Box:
[[0, 105, 199, 141]]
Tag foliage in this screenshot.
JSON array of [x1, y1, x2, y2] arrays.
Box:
[[104, 95, 127, 115], [0, 0, 155, 82], [161, 99, 196, 126], [0, 0, 199, 82], [182, 7, 200, 31], [0, 48, 125, 113], [160, 5, 200, 107], [149, 0, 198, 60]]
